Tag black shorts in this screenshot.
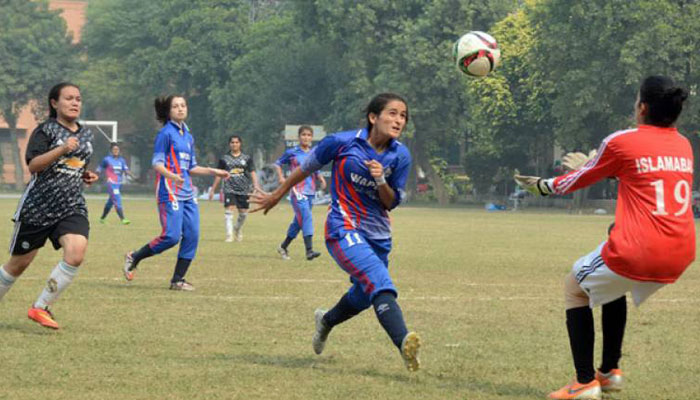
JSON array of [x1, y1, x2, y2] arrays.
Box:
[[224, 193, 249, 209], [9, 214, 90, 255]]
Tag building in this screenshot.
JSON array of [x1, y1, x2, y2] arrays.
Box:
[[0, 1, 87, 184]]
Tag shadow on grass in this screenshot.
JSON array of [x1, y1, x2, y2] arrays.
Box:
[[0, 321, 59, 336], [207, 352, 544, 397]]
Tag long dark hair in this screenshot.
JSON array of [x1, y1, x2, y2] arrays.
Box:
[[364, 93, 409, 131], [639, 75, 689, 127], [48, 82, 80, 118], [154, 95, 184, 125]]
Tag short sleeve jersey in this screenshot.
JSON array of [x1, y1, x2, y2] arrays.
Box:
[[275, 146, 318, 196], [152, 121, 198, 203], [217, 153, 255, 194], [301, 128, 411, 240], [14, 119, 93, 227], [548, 125, 695, 283], [97, 155, 129, 184]]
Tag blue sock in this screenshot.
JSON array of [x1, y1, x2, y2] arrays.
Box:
[[372, 292, 408, 350], [323, 292, 364, 328], [171, 258, 192, 283]]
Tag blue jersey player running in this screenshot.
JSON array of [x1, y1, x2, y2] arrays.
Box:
[[123, 95, 229, 290], [274, 125, 326, 260], [252, 93, 420, 371], [97, 143, 135, 224]]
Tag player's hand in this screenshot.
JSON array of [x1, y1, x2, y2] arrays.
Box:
[[562, 149, 597, 171], [171, 174, 185, 185], [208, 189, 214, 201], [62, 137, 79, 153], [278, 177, 285, 185], [213, 168, 230, 179], [250, 189, 281, 215], [82, 170, 99, 186], [364, 160, 384, 178], [319, 180, 327, 190], [514, 174, 553, 196]]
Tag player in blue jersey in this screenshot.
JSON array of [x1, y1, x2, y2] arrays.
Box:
[[96, 143, 135, 224], [252, 93, 420, 371], [122, 95, 229, 291], [274, 125, 326, 260]]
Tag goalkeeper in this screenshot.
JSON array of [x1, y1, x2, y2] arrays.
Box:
[[515, 75, 694, 400]]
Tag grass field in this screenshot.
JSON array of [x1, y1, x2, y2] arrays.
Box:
[[0, 198, 698, 400]]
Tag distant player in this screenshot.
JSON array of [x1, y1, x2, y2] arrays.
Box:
[[208, 135, 261, 242], [0, 82, 98, 329], [123, 95, 229, 290], [96, 142, 135, 224], [252, 93, 420, 371], [515, 75, 694, 400], [274, 125, 326, 260]]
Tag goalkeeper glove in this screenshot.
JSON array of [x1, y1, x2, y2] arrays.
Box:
[[561, 149, 597, 171], [514, 175, 554, 196]]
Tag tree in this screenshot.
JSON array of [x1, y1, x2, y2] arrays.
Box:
[[0, 0, 80, 188]]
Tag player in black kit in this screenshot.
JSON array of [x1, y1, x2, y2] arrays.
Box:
[[209, 135, 261, 242], [0, 82, 98, 329]]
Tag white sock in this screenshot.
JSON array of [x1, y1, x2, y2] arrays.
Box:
[[0, 265, 17, 302], [225, 211, 234, 235], [234, 213, 248, 231], [33, 261, 78, 309]]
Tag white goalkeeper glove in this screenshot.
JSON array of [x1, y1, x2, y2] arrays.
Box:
[[514, 174, 554, 196], [561, 149, 597, 171]]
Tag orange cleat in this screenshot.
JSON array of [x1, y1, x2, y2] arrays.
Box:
[[547, 380, 601, 399], [595, 369, 623, 392], [28, 307, 59, 330]]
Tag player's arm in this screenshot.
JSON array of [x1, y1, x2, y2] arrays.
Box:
[[250, 170, 262, 192], [253, 134, 343, 214], [152, 131, 185, 184], [515, 140, 621, 196], [274, 151, 290, 184], [367, 148, 411, 210], [251, 167, 310, 214], [26, 129, 79, 174], [316, 171, 326, 191], [190, 166, 230, 178]]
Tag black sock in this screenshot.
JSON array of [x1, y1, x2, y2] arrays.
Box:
[[566, 306, 595, 383], [281, 236, 294, 249], [323, 293, 364, 328], [116, 207, 125, 220], [171, 258, 192, 283], [600, 296, 626, 373], [101, 203, 111, 219], [131, 244, 155, 268], [372, 292, 409, 350], [303, 235, 313, 252]]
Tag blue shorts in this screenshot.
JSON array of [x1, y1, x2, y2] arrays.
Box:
[[106, 183, 123, 209], [287, 193, 314, 238], [148, 199, 200, 260], [326, 230, 395, 310]]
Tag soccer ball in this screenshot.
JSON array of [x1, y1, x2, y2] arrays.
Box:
[[452, 31, 500, 77]]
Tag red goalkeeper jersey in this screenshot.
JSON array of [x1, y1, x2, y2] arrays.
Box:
[[550, 124, 695, 283]]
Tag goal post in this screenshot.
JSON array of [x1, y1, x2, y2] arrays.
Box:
[[80, 120, 118, 143]]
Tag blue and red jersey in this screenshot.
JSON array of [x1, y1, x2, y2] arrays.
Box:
[[152, 121, 198, 203], [276, 146, 318, 196], [301, 128, 411, 240], [97, 155, 129, 184]]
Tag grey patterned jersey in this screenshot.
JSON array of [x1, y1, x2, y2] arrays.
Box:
[[217, 153, 255, 194], [13, 119, 93, 227]]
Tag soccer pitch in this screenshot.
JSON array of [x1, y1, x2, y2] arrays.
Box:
[[0, 198, 697, 400]]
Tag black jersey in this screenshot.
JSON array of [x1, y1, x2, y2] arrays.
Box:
[[13, 119, 93, 227], [217, 153, 255, 195]]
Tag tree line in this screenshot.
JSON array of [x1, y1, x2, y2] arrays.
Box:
[[3, 0, 699, 201]]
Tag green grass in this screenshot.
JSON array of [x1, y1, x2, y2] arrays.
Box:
[[0, 198, 698, 399]]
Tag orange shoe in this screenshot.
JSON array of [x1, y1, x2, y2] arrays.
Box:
[[547, 380, 601, 399], [28, 307, 59, 330], [595, 369, 623, 392]]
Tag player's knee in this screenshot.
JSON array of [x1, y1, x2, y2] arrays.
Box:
[[564, 273, 589, 309], [160, 234, 180, 249]]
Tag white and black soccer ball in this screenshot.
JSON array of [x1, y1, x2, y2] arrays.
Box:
[[452, 31, 501, 77]]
